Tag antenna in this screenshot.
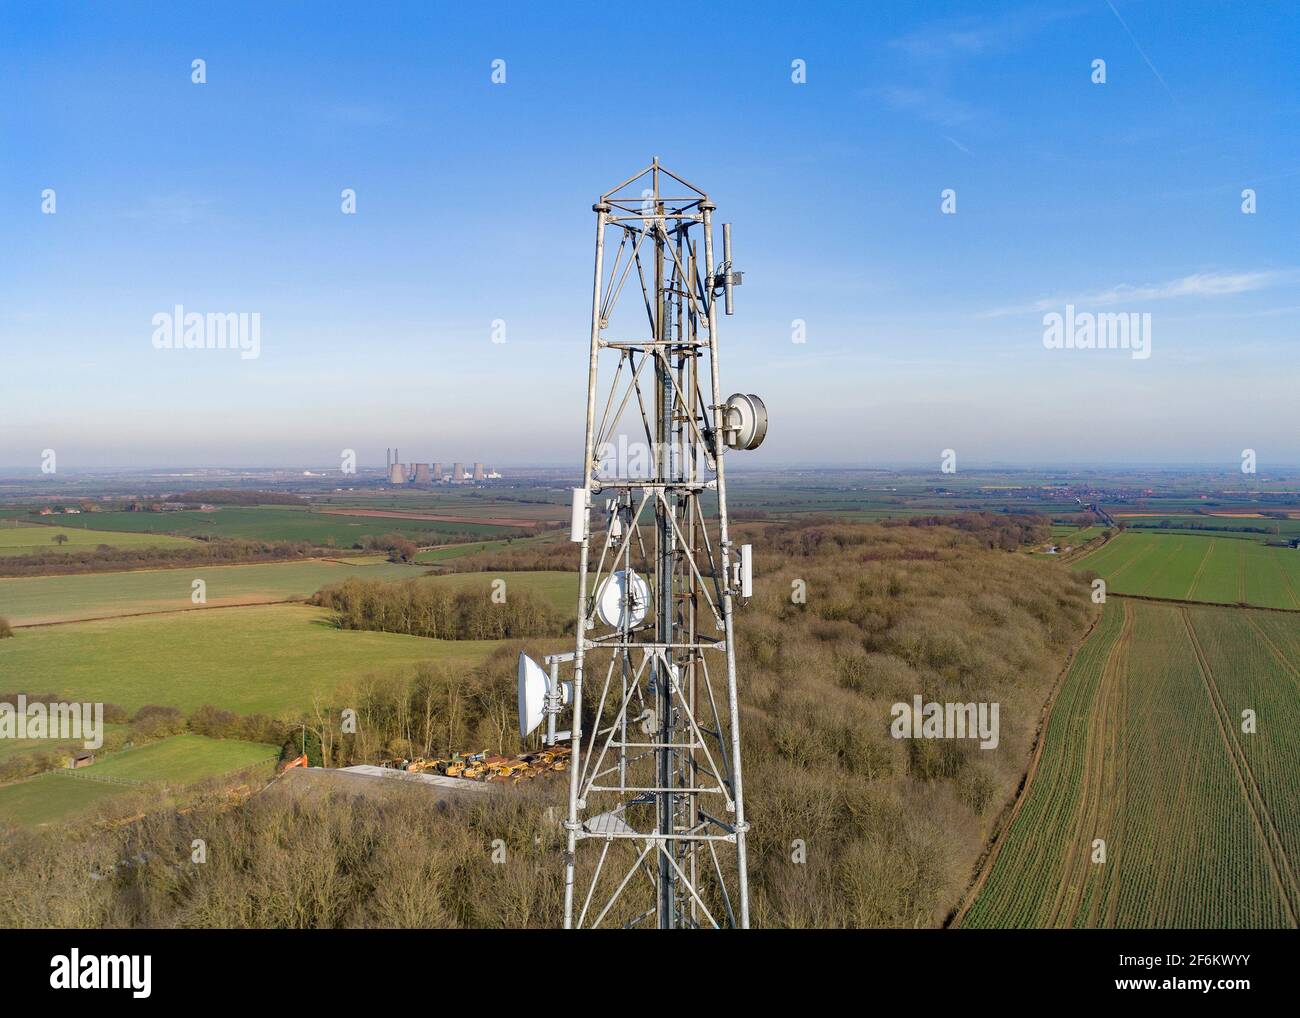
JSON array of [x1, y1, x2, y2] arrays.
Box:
[[531, 160, 766, 930]]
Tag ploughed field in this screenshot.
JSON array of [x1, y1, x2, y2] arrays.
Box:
[[961, 599, 1300, 928], [1074, 532, 1300, 610]]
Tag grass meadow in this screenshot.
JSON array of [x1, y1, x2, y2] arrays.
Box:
[[38, 506, 512, 545], [90, 734, 278, 784], [0, 604, 501, 715], [0, 557, 425, 626], [0, 520, 197, 556], [417, 570, 577, 613], [0, 774, 132, 828], [0, 735, 279, 828], [413, 531, 560, 564]]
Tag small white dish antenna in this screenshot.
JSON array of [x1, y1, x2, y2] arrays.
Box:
[[518, 652, 549, 740], [518, 652, 573, 741], [594, 569, 650, 629], [723, 393, 768, 451]]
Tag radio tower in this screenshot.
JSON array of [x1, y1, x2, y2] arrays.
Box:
[[559, 159, 767, 929]]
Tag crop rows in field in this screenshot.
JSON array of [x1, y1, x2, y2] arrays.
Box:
[[1116, 514, 1300, 540], [1075, 532, 1300, 610], [961, 599, 1300, 928]]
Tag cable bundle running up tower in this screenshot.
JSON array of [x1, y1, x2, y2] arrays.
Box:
[[520, 159, 767, 929]]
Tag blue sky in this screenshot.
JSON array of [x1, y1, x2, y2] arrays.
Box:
[[2, 0, 1298, 470]]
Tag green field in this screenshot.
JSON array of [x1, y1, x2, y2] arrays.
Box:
[[0, 772, 131, 827], [0, 557, 426, 626], [0, 738, 60, 763], [420, 570, 577, 612], [28, 506, 515, 545], [0, 724, 127, 765], [0, 604, 501, 715], [318, 494, 568, 521], [89, 733, 277, 784], [1075, 532, 1300, 609], [0, 734, 279, 827], [1117, 514, 1300, 540], [1051, 525, 1103, 543], [962, 599, 1300, 927], [0, 519, 197, 556], [413, 532, 560, 564], [1036, 525, 1105, 557]]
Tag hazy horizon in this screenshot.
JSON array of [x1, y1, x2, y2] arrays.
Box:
[[4, 2, 1298, 469], [4, 459, 1300, 477]]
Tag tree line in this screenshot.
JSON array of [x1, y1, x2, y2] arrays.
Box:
[[884, 511, 1052, 551], [311, 577, 569, 641], [0, 538, 328, 578], [175, 489, 305, 505]]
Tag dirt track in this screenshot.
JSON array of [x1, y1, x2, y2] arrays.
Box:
[[1046, 600, 1131, 927]]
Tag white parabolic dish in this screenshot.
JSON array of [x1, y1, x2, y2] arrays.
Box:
[[595, 569, 650, 629], [517, 652, 549, 740], [724, 392, 769, 451]]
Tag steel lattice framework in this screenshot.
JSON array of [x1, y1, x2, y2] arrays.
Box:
[[562, 159, 752, 929]]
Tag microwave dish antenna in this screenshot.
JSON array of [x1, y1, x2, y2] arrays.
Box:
[[594, 569, 650, 629]]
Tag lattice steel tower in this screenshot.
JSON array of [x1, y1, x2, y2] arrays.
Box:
[[555, 159, 767, 929]]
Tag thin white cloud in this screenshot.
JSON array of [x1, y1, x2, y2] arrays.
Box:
[[882, 6, 1085, 139], [327, 103, 397, 127], [980, 270, 1299, 318], [889, 5, 1082, 60], [880, 85, 984, 129], [1104, 0, 1180, 109], [121, 195, 216, 226]]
